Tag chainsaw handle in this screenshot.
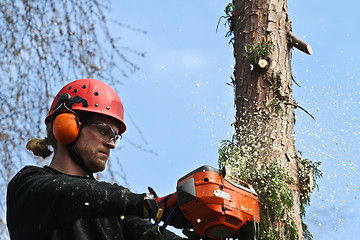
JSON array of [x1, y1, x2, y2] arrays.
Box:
[[158, 203, 179, 233]]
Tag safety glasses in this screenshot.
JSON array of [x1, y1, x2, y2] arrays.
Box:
[[86, 120, 122, 148]]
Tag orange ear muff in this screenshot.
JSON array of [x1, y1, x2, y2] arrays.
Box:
[[53, 112, 81, 144]]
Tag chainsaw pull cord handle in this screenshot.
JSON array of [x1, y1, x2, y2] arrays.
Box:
[[159, 202, 179, 234]]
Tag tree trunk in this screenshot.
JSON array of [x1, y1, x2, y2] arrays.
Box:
[[230, 0, 305, 239]]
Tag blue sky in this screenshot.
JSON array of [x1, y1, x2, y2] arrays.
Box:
[[57, 0, 360, 239]]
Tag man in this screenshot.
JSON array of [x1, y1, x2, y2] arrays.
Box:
[[6, 79, 187, 240]]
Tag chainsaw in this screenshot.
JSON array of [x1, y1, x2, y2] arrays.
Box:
[[176, 165, 260, 239]]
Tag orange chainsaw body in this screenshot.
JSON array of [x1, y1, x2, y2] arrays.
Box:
[[176, 165, 260, 239]]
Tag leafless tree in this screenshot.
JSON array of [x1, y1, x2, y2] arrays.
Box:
[[0, 0, 144, 233]]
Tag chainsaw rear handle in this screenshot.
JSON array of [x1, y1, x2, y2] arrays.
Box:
[[159, 203, 179, 233]]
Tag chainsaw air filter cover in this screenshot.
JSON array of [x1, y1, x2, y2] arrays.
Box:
[[177, 165, 260, 240]]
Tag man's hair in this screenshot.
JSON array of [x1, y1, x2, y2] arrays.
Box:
[[26, 123, 56, 159]]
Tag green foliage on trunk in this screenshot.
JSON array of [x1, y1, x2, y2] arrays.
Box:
[[244, 41, 274, 66], [218, 134, 321, 240]]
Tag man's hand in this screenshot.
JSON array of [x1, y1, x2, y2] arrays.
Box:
[[159, 192, 193, 229], [144, 192, 159, 219], [145, 187, 192, 230]]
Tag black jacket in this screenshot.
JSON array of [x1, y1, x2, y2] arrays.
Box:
[[7, 166, 183, 240]]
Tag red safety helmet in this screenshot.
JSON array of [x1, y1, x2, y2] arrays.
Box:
[[45, 79, 126, 135]]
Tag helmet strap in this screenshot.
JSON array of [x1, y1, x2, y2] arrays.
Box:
[[67, 144, 95, 180], [53, 93, 94, 178]]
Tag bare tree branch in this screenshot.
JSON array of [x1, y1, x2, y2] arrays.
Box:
[[0, 0, 145, 232]]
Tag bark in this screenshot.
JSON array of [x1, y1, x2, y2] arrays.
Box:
[[231, 0, 303, 238]]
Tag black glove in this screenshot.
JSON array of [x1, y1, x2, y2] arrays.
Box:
[[144, 187, 169, 219], [144, 193, 159, 219], [145, 187, 192, 230]]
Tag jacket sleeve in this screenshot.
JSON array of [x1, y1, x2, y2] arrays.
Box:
[[7, 166, 146, 237], [122, 216, 185, 240]]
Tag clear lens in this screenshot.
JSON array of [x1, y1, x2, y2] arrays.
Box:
[[109, 135, 121, 147], [87, 121, 121, 148]]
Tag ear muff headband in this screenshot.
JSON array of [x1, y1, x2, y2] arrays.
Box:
[[53, 112, 81, 144]]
